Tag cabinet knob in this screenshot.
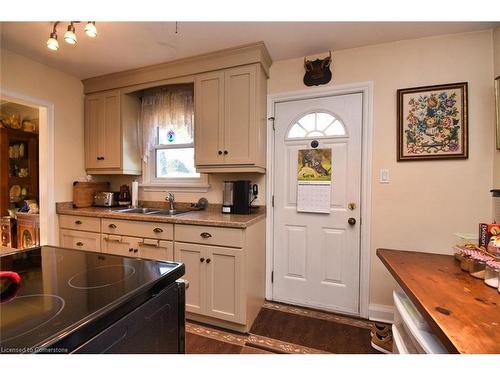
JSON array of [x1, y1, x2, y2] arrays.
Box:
[[76, 242, 84, 247], [133, 249, 138, 253], [200, 232, 212, 239], [223, 150, 228, 155], [200, 257, 205, 263], [206, 258, 211, 264], [108, 223, 117, 229], [153, 227, 163, 233], [129, 248, 133, 252], [218, 150, 223, 155], [75, 220, 82, 225]]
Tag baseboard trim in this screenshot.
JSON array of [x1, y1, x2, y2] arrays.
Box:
[[368, 304, 394, 323]]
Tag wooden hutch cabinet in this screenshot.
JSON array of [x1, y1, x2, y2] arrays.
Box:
[[0, 127, 39, 218]]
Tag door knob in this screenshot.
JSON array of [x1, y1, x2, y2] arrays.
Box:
[[348, 218, 356, 226]]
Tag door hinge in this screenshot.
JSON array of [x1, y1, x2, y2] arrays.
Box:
[[272, 195, 275, 207], [268, 116, 275, 131], [271, 271, 274, 283]]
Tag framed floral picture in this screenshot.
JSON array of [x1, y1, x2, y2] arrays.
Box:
[[397, 82, 468, 161]]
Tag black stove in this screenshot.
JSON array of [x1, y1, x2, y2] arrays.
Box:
[[0, 246, 185, 354]]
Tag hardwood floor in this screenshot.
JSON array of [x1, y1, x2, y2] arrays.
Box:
[[185, 301, 383, 354]]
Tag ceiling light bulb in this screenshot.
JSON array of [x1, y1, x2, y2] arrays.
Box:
[[85, 22, 97, 38], [64, 23, 77, 45], [46, 32, 59, 51]]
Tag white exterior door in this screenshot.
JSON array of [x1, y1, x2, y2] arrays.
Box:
[[272, 93, 363, 315]]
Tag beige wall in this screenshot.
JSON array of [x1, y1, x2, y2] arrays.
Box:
[[1, 48, 85, 203], [105, 173, 266, 205], [493, 26, 500, 188], [269, 30, 496, 307]]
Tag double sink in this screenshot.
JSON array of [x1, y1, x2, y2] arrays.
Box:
[[112, 207, 189, 217]]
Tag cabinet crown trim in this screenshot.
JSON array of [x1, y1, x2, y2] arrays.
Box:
[[82, 42, 272, 94]]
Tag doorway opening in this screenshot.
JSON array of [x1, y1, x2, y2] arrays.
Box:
[[0, 91, 55, 249]]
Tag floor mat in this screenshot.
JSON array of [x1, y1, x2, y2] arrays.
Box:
[[249, 307, 379, 354]]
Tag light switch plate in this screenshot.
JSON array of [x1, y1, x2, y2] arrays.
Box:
[[380, 169, 390, 184]]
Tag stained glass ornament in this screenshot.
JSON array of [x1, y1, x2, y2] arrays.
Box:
[[167, 129, 176, 143]]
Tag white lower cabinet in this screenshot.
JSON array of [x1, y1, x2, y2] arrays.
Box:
[[60, 229, 101, 252], [175, 242, 244, 324]]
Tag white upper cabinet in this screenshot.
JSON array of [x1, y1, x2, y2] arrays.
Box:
[[84, 90, 142, 175], [194, 64, 267, 173]]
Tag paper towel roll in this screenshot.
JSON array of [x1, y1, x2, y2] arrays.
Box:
[[131, 180, 139, 208]]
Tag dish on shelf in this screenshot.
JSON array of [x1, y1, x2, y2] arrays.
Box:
[[9, 184, 21, 200]]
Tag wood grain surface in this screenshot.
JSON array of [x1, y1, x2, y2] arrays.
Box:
[[377, 248, 500, 354]]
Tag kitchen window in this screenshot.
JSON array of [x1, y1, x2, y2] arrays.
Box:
[[140, 84, 209, 191]]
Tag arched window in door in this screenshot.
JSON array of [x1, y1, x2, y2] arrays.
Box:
[[286, 111, 346, 140]]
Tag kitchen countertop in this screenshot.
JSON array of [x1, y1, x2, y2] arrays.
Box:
[[377, 248, 500, 354], [56, 202, 266, 229]]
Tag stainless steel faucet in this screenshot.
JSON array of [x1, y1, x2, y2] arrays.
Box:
[[166, 192, 175, 211]]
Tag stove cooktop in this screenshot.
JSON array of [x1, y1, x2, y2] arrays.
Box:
[[0, 246, 184, 352]]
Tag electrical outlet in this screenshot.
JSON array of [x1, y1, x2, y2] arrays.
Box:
[[380, 169, 390, 184]]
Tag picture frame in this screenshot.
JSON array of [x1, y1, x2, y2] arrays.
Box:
[[495, 76, 500, 150], [397, 82, 468, 161]]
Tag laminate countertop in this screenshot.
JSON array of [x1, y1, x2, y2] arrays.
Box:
[[377, 248, 500, 354], [56, 202, 265, 229]]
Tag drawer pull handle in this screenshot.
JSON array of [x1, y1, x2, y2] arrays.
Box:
[[76, 242, 84, 247], [139, 242, 159, 247], [206, 258, 211, 264], [129, 248, 133, 252], [153, 227, 163, 233], [108, 224, 117, 229], [97, 156, 105, 160], [133, 249, 138, 253], [200, 232, 212, 239], [75, 220, 82, 225], [200, 257, 205, 263]]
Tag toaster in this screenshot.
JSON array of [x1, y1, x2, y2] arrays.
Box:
[[93, 192, 119, 207]]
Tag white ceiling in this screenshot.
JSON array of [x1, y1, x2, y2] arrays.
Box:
[[1, 21, 498, 80]]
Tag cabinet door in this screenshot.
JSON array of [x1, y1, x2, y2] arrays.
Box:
[[101, 234, 138, 257], [138, 240, 173, 261], [194, 71, 225, 166], [85, 95, 103, 169], [85, 90, 121, 170], [60, 229, 101, 252], [174, 242, 206, 315], [205, 246, 244, 323], [101, 92, 121, 168], [223, 65, 256, 165]]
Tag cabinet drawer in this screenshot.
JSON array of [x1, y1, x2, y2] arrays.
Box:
[[138, 240, 173, 262], [175, 224, 244, 248], [59, 215, 101, 232], [60, 229, 101, 252], [102, 218, 173, 240]]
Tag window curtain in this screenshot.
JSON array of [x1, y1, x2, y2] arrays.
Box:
[[140, 84, 194, 163]]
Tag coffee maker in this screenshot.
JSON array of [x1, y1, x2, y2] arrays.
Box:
[[222, 180, 257, 214]]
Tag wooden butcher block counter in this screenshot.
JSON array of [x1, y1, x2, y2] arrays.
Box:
[[377, 248, 500, 354]]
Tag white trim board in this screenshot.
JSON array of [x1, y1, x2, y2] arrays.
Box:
[[0, 88, 56, 246], [369, 304, 395, 324], [266, 81, 374, 319]]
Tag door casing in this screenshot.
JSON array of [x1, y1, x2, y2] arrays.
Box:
[[266, 82, 373, 318]]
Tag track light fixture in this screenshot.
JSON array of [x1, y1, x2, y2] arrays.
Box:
[[64, 22, 77, 45], [85, 22, 97, 38], [46, 21, 98, 51]]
